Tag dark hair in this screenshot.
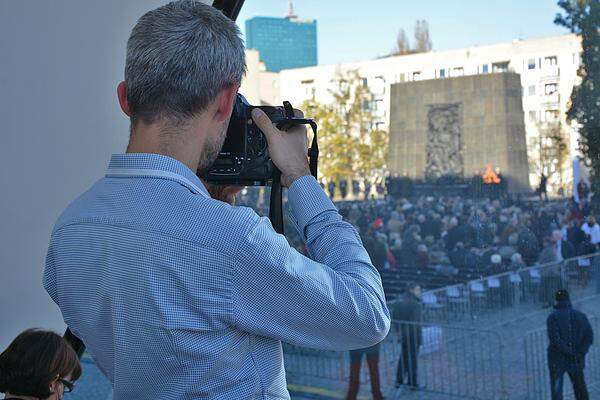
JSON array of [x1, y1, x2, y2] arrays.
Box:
[[0, 329, 82, 397], [555, 289, 570, 302]]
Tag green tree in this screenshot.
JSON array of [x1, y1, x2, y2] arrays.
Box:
[[302, 70, 389, 187], [414, 19, 432, 53], [392, 28, 411, 55], [391, 20, 432, 56], [555, 0, 600, 206]]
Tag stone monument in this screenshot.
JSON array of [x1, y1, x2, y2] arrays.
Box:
[[388, 72, 530, 193]]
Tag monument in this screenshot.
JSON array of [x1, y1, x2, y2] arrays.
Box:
[[388, 72, 530, 193]]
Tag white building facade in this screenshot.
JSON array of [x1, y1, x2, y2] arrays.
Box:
[[272, 34, 582, 190]]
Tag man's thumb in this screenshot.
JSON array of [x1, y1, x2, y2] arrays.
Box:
[[251, 108, 277, 142]]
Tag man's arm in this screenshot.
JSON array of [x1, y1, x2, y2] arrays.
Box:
[[547, 314, 574, 356], [581, 314, 594, 356], [230, 175, 390, 350]]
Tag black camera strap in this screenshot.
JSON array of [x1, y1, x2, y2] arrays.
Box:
[[269, 101, 319, 234]]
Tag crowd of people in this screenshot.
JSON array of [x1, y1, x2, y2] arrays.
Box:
[[240, 188, 600, 289]]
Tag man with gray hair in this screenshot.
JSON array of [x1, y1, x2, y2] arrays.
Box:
[[42, 2, 390, 399]]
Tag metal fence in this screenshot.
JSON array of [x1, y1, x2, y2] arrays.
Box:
[[421, 252, 600, 323], [524, 317, 600, 400], [284, 320, 507, 399]]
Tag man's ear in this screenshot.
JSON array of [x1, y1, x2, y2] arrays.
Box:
[[214, 84, 239, 123], [117, 81, 132, 117]]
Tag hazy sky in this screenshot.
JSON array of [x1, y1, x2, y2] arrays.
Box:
[[237, 0, 569, 65]]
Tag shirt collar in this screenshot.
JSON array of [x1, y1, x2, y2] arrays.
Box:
[[106, 153, 211, 198]]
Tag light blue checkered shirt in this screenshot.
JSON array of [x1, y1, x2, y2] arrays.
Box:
[[44, 153, 390, 400]]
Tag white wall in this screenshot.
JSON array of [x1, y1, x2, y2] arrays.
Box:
[[0, 0, 168, 348]]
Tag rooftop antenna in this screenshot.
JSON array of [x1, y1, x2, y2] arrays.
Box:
[[286, 0, 297, 19]]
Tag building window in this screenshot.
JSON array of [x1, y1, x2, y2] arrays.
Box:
[[528, 85, 536, 96], [545, 83, 558, 95], [492, 61, 509, 73], [362, 77, 368, 87], [529, 111, 537, 122], [439, 68, 446, 78], [453, 67, 464, 76], [545, 56, 558, 66], [527, 58, 536, 69], [482, 64, 489, 73], [412, 71, 421, 81]]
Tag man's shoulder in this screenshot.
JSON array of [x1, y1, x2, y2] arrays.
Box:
[[51, 177, 261, 254]]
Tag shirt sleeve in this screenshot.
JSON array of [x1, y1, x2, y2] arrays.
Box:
[[230, 176, 390, 350]]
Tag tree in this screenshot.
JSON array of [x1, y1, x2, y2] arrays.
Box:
[[555, 0, 600, 206], [301, 70, 389, 188], [414, 19, 432, 53], [536, 121, 569, 192], [391, 20, 432, 56], [392, 28, 411, 55]]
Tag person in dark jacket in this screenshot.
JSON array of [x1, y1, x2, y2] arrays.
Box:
[[547, 290, 594, 400], [393, 283, 423, 390]]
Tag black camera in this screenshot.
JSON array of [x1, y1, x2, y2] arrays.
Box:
[[204, 94, 317, 186]]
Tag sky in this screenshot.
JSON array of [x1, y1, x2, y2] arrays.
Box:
[[237, 0, 570, 66]]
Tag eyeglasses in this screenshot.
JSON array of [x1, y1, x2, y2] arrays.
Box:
[[58, 377, 75, 393]]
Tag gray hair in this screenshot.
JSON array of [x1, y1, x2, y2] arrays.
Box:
[[125, 0, 246, 127]]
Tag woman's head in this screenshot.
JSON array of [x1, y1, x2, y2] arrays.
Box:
[[0, 329, 82, 399]]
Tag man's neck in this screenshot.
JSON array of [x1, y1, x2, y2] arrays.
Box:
[[126, 122, 204, 173]]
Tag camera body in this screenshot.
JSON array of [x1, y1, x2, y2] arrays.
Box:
[[204, 94, 290, 186]]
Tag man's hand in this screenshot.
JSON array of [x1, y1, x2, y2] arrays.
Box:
[[201, 179, 242, 205], [251, 108, 311, 188]]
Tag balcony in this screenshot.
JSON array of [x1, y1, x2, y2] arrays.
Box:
[[540, 65, 560, 81]]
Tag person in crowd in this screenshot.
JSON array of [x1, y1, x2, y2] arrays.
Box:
[[328, 180, 336, 199], [339, 179, 348, 199], [399, 225, 420, 268], [547, 290, 594, 400], [576, 235, 595, 285], [577, 181, 590, 202], [449, 242, 467, 270], [509, 253, 526, 271], [581, 215, 600, 249], [362, 225, 388, 271], [393, 283, 423, 390], [567, 219, 586, 249], [553, 230, 576, 262], [538, 173, 548, 201], [518, 222, 540, 266], [0, 329, 82, 400], [42, 3, 390, 399], [416, 244, 430, 269], [489, 254, 504, 275], [345, 343, 385, 400]]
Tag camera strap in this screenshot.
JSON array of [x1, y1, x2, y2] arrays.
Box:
[[269, 102, 319, 234]]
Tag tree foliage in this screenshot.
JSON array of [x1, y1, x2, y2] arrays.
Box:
[[391, 20, 432, 55], [414, 19, 432, 53], [393, 28, 411, 56], [302, 70, 389, 185], [555, 0, 600, 205]]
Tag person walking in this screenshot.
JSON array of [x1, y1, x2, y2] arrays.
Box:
[[547, 290, 594, 400], [345, 343, 385, 400], [393, 283, 423, 390]]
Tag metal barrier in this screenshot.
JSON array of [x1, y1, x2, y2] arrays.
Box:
[[422, 252, 600, 323], [524, 317, 600, 400], [284, 320, 507, 399]]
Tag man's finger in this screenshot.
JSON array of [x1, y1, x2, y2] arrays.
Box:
[[251, 108, 278, 143]]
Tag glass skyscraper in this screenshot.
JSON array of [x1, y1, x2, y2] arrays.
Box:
[[245, 16, 317, 72]]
